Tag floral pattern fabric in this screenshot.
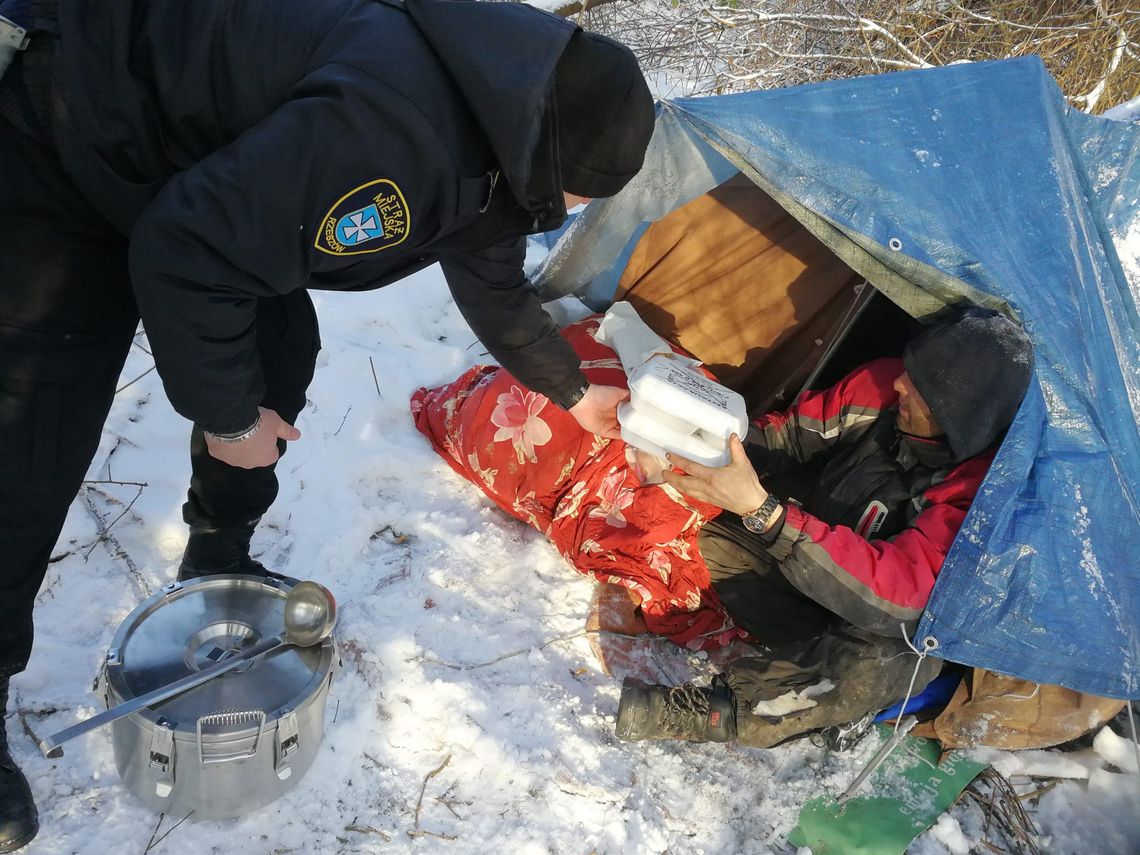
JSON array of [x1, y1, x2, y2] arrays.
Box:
[[411, 316, 745, 650]]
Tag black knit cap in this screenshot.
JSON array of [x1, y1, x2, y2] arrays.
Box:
[[553, 31, 655, 199], [902, 307, 1033, 461]]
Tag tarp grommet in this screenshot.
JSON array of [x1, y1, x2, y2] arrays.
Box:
[[888, 237, 903, 251], [921, 636, 939, 652]]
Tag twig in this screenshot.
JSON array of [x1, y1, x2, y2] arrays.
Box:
[[369, 357, 383, 398], [143, 814, 165, 854], [49, 481, 149, 566], [143, 811, 195, 853], [363, 751, 385, 770], [434, 782, 469, 819], [412, 629, 587, 670], [82, 482, 147, 560], [957, 768, 1041, 855], [413, 754, 453, 834], [373, 525, 415, 590], [1078, 0, 1131, 110], [407, 830, 458, 841], [345, 825, 392, 842], [414, 755, 452, 826], [333, 406, 353, 437], [80, 488, 151, 597], [17, 706, 64, 744], [116, 364, 157, 395]]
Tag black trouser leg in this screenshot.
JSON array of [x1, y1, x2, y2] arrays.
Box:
[[0, 115, 137, 678], [182, 289, 320, 529]]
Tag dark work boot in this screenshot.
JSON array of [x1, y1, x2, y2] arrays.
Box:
[[1, 679, 39, 853], [615, 676, 737, 743], [177, 518, 273, 582]]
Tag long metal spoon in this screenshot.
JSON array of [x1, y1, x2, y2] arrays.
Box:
[[39, 580, 337, 758]]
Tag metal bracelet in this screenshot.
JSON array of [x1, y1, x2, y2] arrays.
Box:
[[205, 414, 261, 444]]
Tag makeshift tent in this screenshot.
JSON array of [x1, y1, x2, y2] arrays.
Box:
[[533, 56, 1140, 700]]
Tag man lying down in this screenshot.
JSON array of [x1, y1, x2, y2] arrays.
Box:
[[411, 305, 1033, 750]]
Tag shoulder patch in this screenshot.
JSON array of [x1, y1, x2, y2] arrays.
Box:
[[315, 179, 411, 256]]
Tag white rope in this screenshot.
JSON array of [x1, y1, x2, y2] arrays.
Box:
[[1128, 702, 1140, 796], [999, 684, 1041, 702], [834, 626, 937, 803], [893, 624, 939, 737]]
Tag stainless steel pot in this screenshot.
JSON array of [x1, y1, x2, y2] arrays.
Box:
[[100, 575, 337, 819]]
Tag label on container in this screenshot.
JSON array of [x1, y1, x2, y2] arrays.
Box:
[[660, 364, 731, 411]]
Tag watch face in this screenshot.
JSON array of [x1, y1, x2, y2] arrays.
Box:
[[742, 496, 779, 534], [741, 513, 767, 534]]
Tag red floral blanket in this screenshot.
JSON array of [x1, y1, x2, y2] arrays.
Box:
[[410, 316, 746, 650]]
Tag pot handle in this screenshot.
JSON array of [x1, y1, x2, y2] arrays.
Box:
[[196, 709, 266, 765]]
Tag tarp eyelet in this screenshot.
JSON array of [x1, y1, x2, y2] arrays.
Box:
[[888, 237, 903, 251]]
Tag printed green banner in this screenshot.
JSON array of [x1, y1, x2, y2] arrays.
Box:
[[789, 729, 987, 855]]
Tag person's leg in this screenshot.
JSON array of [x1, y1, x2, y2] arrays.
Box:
[[700, 514, 836, 647], [724, 624, 942, 748], [616, 516, 839, 743], [0, 104, 137, 849], [178, 290, 320, 578], [617, 622, 941, 747], [620, 517, 940, 747]]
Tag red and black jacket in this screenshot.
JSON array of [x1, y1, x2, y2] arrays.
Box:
[[748, 357, 993, 637]]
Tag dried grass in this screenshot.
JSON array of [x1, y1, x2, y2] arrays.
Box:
[[576, 0, 1139, 113], [955, 767, 1045, 855]]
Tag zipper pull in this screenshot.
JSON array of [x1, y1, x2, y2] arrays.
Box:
[[479, 170, 500, 213]]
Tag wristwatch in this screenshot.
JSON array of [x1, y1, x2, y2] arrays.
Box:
[[741, 495, 782, 535]]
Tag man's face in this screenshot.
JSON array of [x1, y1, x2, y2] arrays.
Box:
[[563, 192, 591, 213], [893, 371, 944, 438]]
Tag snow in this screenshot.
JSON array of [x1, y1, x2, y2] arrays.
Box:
[[749, 680, 835, 718], [6, 262, 1140, 854]]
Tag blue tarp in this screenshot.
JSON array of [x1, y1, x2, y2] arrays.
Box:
[[539, 57, 1140, 698]]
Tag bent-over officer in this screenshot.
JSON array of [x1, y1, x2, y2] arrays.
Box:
[[0, 0, 656, 846]]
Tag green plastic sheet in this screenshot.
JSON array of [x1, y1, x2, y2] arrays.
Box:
[[789, 729, 987, 854]]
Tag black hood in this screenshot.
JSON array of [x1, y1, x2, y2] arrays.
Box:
[[405, 0, 575, 219], [903, 307, 1033, 462]]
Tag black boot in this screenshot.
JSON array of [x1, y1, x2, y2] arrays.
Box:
[[1, 679, 39, 853], [615, 676, 737, 743], [177, 518, 273, 581]]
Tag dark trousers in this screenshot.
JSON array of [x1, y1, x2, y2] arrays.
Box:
[[0, 112, 319, 678], [699, 515, 942, 748]]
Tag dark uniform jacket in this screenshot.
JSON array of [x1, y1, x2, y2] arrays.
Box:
[[47, 0, 589, 433], [746, 357, 993, 636]]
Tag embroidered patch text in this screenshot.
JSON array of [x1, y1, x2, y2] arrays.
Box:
[[315, 179, 410, 256]]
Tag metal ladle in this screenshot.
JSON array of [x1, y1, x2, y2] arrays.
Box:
[[38, 580, 337, 758]]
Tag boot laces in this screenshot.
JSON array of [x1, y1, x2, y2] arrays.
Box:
[[658, 683, 711, 732]]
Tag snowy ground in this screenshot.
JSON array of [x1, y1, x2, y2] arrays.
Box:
[[6, 263, 1140, 854]]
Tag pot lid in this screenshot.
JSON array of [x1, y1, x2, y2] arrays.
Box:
[[105, 576, 334, 729]]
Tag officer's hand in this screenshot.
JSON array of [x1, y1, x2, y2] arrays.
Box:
[[204, 407, 301, 469], [568, 384, 629, 439], [662, 434, 767, 515]]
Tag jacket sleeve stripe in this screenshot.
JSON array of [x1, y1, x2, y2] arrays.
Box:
[[746, 357, 903, 473]]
